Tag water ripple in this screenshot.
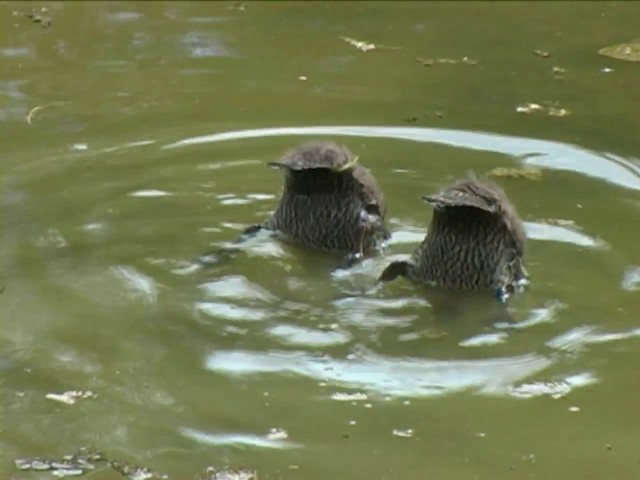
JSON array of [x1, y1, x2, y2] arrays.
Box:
[[195, 302, 267, 322], [162, 126, 640, 191], [199, 275, 276, 303], [387, 221, 603, 249], [204, 349, 552, 398], [509, 372, 598, 399], [111, 266, 158, 304], [267, 324, 351, 347], [546, 325, 640, 353], [621, 266, 640, 291], [179, 427, 300, 449]]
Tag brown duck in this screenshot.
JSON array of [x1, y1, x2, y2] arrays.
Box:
[[240, 141, 389, 265], [379, 175, 528, 301]]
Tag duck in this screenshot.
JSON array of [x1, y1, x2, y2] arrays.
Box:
[[378, 174, 528, 301], [239, 140, 389, 265]]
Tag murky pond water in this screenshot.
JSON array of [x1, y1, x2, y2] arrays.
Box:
[[2, 1, 640, 479]]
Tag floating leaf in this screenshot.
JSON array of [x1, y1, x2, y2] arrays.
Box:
[[598, 43, 640, 62], [487, 167, 543, 181]]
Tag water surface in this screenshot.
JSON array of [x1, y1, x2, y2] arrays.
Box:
[[2, 2, 640, 479]]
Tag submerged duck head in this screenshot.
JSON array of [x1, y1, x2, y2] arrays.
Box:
[[264, 140, 388, 255], [379, 174, 528, 301]]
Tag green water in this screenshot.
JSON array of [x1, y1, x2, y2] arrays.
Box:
[[2, 1, 640, 479]]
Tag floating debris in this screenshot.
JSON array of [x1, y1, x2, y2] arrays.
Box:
[[601, 67, 614, 73], [404, 111, 444, 123], [227, 2, 247, 11], [330, 392, 368, 401], [45, 391, 97, 405], [197, 467, 257, 480], [23, 7, 52, 28], [516, 102, 571, 117], [339, 36, 399, 52], [598, 42, 640, 62], [547, 106, 571, 117], [415, 57, 434, 66], [109, 460, 168, 480], [516, 102, 544, 114], [552, 66, 568, 79], [26, 101, 69, 124], [266, 428, 289, 441], [392, 428, 414, 438], [487, 167, 543, 181], [416, 56, 477, 66], [539, 218, 577, 228], [533, 49, 551, 58], [14, 447, 105, 477]]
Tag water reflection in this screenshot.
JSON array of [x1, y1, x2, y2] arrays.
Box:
[[621, 266, 640, 291], [180, 427, 301, 450], [163, 126, 640, 191], [386, 222, 604, 249], [547, 325, 640, 353], [181, 31, 232, 58], [204, 349, 553, 398]]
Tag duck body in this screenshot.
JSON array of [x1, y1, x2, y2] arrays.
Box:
[[242, 141, 388, 260], [379, 175, 528, 301]]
